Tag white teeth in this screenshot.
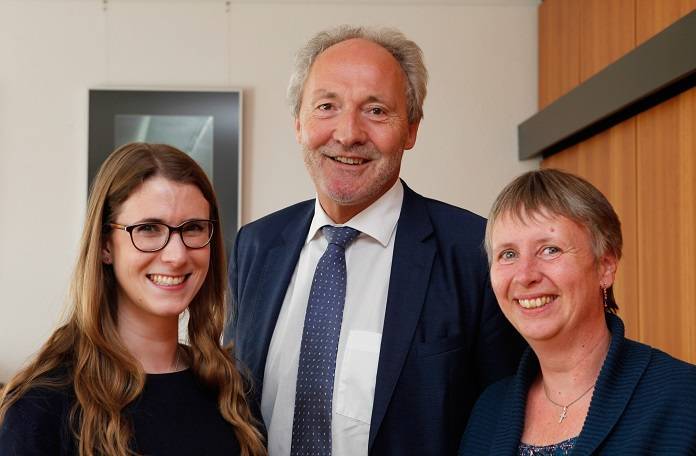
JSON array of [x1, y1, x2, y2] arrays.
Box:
[[333, 156, 365, 165], [149, 274, 186, 286], [517, 296, 553, 309]]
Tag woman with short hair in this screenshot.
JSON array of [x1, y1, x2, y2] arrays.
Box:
[[460, 168, 696, 454]]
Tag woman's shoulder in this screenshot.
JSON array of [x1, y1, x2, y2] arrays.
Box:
[[591, 338, 696, 452], [644, 345, 696, 397], [4, 382, 72, 422], [459, 376, 516, 454], [0, 377, 74, 454], [477, 375, 516, 405], [619, 338, 696, 423], [472, 376, 516, 425], [622, 338, 696, 385], [467, 376, 516, 430]]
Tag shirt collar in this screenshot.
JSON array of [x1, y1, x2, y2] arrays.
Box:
[[305, 179, 404, 247]]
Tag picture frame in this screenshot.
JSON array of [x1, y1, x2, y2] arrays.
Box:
[[88, 89, 242, 252]]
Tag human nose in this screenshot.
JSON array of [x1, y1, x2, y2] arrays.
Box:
[[333, 110, 367, 147], [159, 230, 187, 264], [512, 255, 543, 287]]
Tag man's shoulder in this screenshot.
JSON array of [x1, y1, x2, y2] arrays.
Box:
[[405, 188, 487, 242], [421, 195, 486, 227], [405, 186, 485, 224], [240, 199, 314, 236]]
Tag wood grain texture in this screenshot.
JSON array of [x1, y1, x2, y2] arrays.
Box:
[[542, 121, 639, 340], [579, 0, 636, 82], [636, 0, 696, 45], [537, 0, 696, 361], [538, 0, 581, 109], [636, 87, 696, 363]]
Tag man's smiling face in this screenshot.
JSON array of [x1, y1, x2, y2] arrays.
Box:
[[295, 38, 419, 223]]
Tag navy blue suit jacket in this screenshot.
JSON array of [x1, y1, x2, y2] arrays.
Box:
[[226, 182, 524, 455]]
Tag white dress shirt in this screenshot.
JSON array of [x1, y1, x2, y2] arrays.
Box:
[[261, 180, 404, 456]]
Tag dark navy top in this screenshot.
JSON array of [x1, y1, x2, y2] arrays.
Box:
[[460, 314, 696, 455], [0, 369, 242, 455]]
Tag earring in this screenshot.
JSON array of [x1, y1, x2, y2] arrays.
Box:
[[601, 284, 608, 308]]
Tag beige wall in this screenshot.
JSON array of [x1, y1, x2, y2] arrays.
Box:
[[0, 0, 539, 382]]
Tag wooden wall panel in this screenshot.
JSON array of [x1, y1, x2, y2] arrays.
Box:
[[636, 87, 696, 363], [636, 0, 696, 45], [539, 0, 696, 361], [579, 0, 636, 82], [542, 121, 639, 340], [538, 0, 580, 109]]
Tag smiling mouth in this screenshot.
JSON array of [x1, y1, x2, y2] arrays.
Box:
[[515, 295, 556, 309], [148, 274, 189, 286], [330, 156, 367, 165]]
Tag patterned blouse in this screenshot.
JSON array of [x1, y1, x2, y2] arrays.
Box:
[[518, 436, 578, 455]]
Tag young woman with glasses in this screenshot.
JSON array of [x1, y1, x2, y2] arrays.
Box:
[[0, 143, 266, 456]]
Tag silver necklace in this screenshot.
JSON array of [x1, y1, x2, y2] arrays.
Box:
[[172, 346, 180, 372], [542, 381, 595, 423]]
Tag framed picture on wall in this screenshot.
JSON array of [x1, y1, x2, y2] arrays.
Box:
[[88, 89, 242, 251]]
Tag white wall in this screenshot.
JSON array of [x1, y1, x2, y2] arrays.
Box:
[[0, 0, 539, 382]]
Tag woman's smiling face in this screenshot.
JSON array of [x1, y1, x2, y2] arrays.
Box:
[[104, 176, 211, 325], [489, 209, 616, 344]]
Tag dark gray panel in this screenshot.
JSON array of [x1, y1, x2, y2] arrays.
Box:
[[519, 10, 696, 160], [88, 89, 241, 253]]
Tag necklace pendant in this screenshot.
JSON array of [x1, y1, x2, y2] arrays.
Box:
[[559, 406, 568, 423]]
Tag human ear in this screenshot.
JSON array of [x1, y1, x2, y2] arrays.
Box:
[[102, 240, 113, 265], [294, 116, 303, 144], [404, 119, 420, 150], [598, 254, 618, 287]]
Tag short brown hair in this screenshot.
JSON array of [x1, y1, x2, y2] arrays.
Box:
[[485, 168, 622, 312]]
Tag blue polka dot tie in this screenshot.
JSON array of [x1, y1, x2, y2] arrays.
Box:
[[290, 225, 360, 456]]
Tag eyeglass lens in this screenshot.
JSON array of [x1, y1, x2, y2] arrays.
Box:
[[131, 221, 213, 251]]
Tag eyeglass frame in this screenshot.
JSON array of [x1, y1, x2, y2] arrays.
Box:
[[105, 219, 216, 253]]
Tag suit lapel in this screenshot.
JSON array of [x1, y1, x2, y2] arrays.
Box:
[[369, 183, 436, 449], [245, 203, 314, 384]]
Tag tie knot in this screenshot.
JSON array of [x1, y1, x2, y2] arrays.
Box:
[[322, 225, 360, 248]]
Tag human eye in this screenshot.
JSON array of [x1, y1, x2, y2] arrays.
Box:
[[312, 102, 336, 118], [541, 246, 562, 258], [183, 221, 206, 233], [133, 223, 165, 236], [498, 249, 518, 263], [365, 105, 388, 118]]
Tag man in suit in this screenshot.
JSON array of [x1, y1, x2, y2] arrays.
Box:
[[226, 25, 524, 455]]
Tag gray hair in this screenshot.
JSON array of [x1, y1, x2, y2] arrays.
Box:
[[485, 168, 623, 312], [287, 25, 428, 124]]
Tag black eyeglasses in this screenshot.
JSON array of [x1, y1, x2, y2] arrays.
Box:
[[107, 219, 215, 252]]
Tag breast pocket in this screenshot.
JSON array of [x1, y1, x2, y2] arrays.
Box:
[[336, 330, 382, 424], [416, 334, 466, 358]]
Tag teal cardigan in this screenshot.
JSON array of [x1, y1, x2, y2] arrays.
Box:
[[459, 314, 696, 455]]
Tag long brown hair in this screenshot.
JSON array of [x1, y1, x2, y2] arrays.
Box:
[[0, 143, 265, 455]]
